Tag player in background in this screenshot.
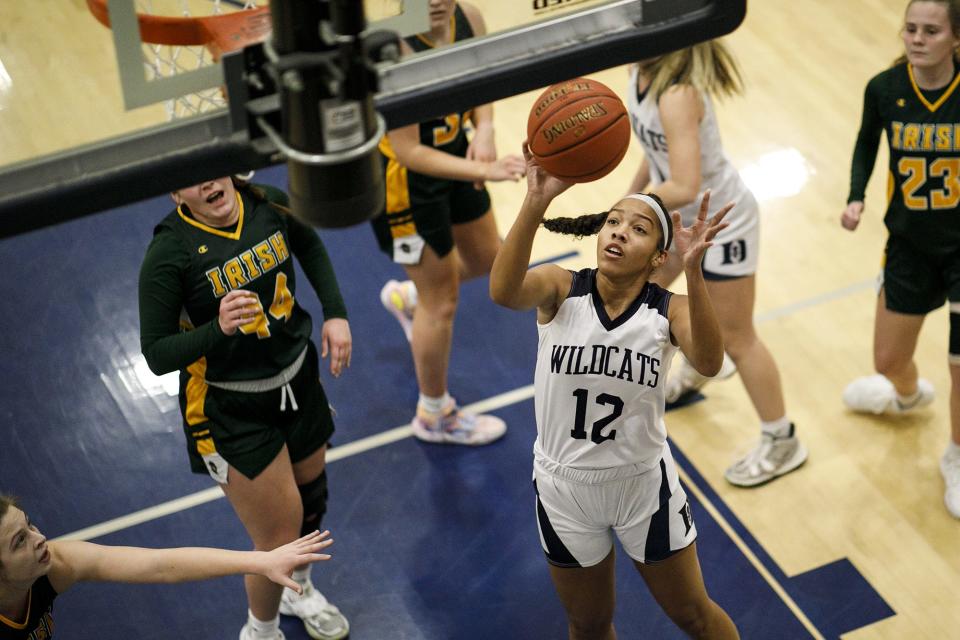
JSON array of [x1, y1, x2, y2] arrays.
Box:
[[626, 41, 808, 487], [139, 176, 351, 639], [490, 142, 739, 639], [841, 0, 960, 519], [373, 0, 525, 445], [0, 494, 333, 640]]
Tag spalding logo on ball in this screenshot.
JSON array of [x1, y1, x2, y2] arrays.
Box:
[[527, 77, 630, 183]]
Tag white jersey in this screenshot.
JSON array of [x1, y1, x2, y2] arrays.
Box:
[[626, 66, 760, 277], [626, 66, 754, 226], [533, 269, 678, 471]]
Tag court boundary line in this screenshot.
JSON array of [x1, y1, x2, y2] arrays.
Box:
[[52, 276, 879, 637], [54, 382, 827, 637], [675, 466, 825, 639], [53, 386, 537, 542]]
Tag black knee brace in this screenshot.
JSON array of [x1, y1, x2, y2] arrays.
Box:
[[298, 470, 328, 537]]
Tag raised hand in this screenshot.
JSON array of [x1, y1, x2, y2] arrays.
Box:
[[521, 140, 571, 202], [260, 530, 334, 593], [672, 190, 733, 272]]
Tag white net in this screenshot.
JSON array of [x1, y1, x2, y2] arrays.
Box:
[[139, 0, 261, 119], [136, 1, 406, 119]]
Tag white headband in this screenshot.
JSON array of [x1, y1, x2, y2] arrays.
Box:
[[623, 193, 672, 250]]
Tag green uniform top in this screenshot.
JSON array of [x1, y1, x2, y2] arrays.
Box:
[[139, 184, 347, 382], [849, 61, 960, 254], [378, 4, 477, 209]]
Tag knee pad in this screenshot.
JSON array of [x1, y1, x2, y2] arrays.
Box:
[[298, 470, 328, 537]]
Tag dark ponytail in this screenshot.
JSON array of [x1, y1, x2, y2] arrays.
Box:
[[542, 211, 609, 237], [231, 176, 293, 216]]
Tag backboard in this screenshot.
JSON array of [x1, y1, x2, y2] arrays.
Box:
[[0, 0, 746, 236]]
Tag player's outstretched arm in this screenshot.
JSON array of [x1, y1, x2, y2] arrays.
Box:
[[668, 191, 732, 376], [386, 125, 524, 184], [490, 143, 571, 314], [49, 530, 333, 594]]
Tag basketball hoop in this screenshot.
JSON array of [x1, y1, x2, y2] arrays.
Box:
[[86, 0, 271, 118]]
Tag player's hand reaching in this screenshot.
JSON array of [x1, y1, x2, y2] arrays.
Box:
[[522, 140, 571, 202], [321, 317, 352, 378], [672, 190, 733, 273], [481, 154, 526, 187], [259, 530, 334, 593], [841, 201, 864, 231], [218, 289, 259, 336]]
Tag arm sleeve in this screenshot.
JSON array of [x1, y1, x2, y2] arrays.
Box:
[[285, 214, 348, 320], [138, 233, 229, 375], [848, 76, 884, 203]]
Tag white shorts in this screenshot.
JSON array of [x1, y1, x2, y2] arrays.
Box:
[[533, 444, 696, 567], [693, 189, 760, 279]]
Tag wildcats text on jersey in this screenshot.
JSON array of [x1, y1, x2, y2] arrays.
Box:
[[204, 231, 290, 298], [634, 122, 667, 152], [890, 121, 960, 151], [550, 343, 661, 387]]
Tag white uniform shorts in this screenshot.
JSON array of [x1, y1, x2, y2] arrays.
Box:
[[695, 189, 760, 280], [533, 444, 696, 567]]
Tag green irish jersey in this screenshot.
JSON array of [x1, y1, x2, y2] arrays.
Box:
[[849, 62, 960, 255], [139, 185, 347, 382]]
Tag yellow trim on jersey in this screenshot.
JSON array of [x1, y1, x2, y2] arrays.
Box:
[[184, 357, 210, 426], [380, 136, 413, 215], [196, 437, 217, 456], [415, 11, 456, 48], [0, 587, 31, 629], [887, 168, 895, 204], [908, 64, 960, 112], [177, 192, 245, 240]]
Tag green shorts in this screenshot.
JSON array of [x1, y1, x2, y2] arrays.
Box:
[[181, 340, 335, 481], [883, 233, 960, 315], [371, 180, 491, 262]]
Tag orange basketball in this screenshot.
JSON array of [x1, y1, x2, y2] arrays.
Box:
[[527, 77, 630, 183]]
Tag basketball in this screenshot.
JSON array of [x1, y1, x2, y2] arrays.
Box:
[[527, 77, 630, 183]]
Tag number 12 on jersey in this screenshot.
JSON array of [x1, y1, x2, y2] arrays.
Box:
[[570, 388, 624, 444]]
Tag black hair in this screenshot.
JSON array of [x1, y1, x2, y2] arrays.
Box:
[[0, 494, 18, 523], [231, 177, 293, 216], [542, 211, 608, 238], [0, 495, 20, 572], [542, 192, 671, 251]]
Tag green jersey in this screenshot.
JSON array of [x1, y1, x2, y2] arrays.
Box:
[[139, 184, 347, 383], [849, 62, 960, 254]]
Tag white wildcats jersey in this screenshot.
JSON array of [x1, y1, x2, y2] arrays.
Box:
[[534, 269, 678, 470], [626, 66, 755, 226]]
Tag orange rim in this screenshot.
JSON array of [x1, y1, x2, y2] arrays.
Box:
[[86, 0, 271, 53]]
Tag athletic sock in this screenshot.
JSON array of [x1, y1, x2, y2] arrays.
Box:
[[896, 387, 922, 407], [247, 610, 279, 638], [761, 416, 792, 438], [419, 392, 452, 415]]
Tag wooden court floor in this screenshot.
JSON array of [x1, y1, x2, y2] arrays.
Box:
[[2, 1, 958, 638]]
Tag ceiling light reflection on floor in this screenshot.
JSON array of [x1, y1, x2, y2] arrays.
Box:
[[739, 147, 813, 202]]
